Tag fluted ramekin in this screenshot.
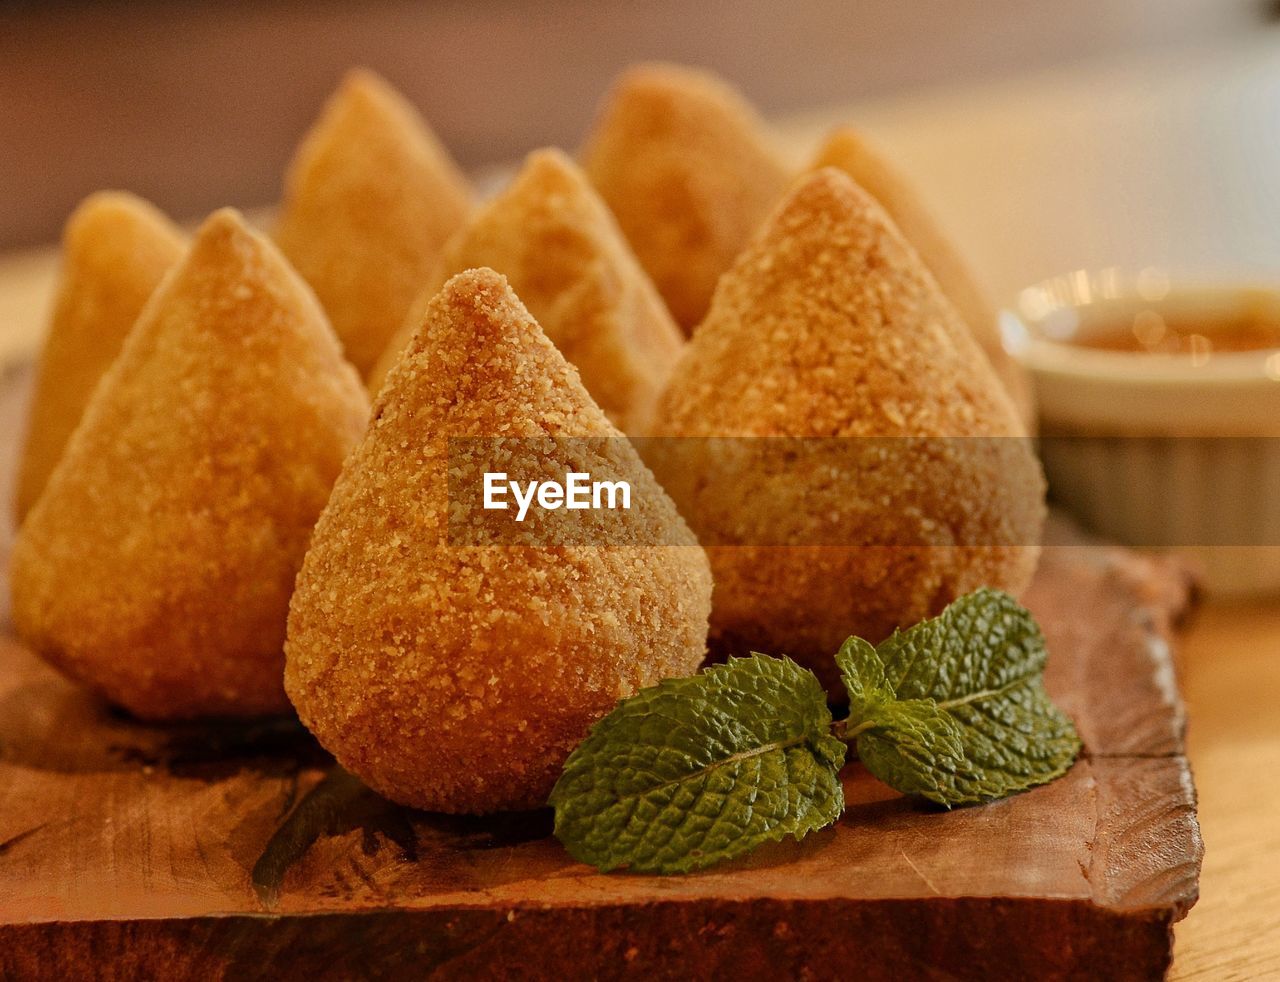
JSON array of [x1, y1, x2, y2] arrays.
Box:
[[1004, 270, 1280, 596]]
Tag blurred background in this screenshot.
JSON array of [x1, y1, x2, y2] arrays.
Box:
[[0, 0, 1274, 249]]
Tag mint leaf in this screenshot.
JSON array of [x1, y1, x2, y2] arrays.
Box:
[[836, 637, 965, 800], [551, 590, 1081, 875], [835, 636, 895, 720], [550, 655, 846, 873], [851, 700, 967, 801], [840, 589, 1081, 807]]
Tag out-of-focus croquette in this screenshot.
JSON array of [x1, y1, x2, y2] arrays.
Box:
[[11, 209, 369, 720], [647, 169, 1045, 696], [811, 127, 1035, 426], [582, 63, 789, 332], [15, 191, 185, 521], [275, 68, 471, 376], [369, 148, 684, 434], [285, 268, 712, 814], [373, 147, 691, 432]]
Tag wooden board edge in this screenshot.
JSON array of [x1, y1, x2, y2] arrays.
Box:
[[1087, 754, 1202, 922], [0, 895, 1179, 981]]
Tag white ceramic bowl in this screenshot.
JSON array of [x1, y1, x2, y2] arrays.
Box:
[[1004, 269, 1280, 596]]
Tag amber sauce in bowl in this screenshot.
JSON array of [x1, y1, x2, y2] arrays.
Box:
[[1005, 274, 1280, 596], [1076, 305, 1280, 359]]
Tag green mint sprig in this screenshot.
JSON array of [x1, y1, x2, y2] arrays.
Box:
[[550, 588, 1081, 874]]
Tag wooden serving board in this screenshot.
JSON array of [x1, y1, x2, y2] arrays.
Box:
[[0, 367, 1201, 980]]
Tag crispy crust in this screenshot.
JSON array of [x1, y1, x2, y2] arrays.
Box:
[[275, 69, 471, 376], [369, 149, 684, 433], [286, 268, 712, 813], [582, 63, 789, 331], [11, 210, 370, 720], [648, 169, 1045, 694], [15, 192, 185, 521], [811, 127, 1036, 426]]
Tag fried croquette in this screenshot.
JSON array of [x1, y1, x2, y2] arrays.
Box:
[[811, 127, 1035, 426], [15, 192, 185, 521], [582, 63, 790, 332], [275, 69, 471, 376], [647, 169, 1045, 696], [285, 268, 712, 814], [369, 148, 684, 433], [11, 209, 369, 720]]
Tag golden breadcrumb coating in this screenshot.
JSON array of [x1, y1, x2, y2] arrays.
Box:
[[369, 148, 684, 433], [11, 209, 369, 720], [648, 169, 1045, 695], [275, 68, 471, 376], [286, 268, 712, 814], [812, 127, 1035, 426], [15, 192, 185, 521], [582, 63, 789, 332]]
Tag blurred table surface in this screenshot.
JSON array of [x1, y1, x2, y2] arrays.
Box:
[[1, 35, 1279, 980]]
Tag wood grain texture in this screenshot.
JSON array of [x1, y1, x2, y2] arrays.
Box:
[[0, 367, 1201, 979], [1170, 600, 1280, 981]]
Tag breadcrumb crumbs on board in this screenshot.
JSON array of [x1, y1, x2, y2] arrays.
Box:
[[647, 168, 1045, 696], [11, 208, 370, 720], [286, 268, 712, 814]]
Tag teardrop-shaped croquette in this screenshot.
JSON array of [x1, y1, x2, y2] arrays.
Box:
[[11, 210, 369, 720], [811, 127, 1035, 425], [369, 148, 684, 433], [286, 268, 712, 814], [275, 69, 471, 376], [582, 63, 789, 332], [648, 169, 1045, 695], [16, 192, 185, 521]]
